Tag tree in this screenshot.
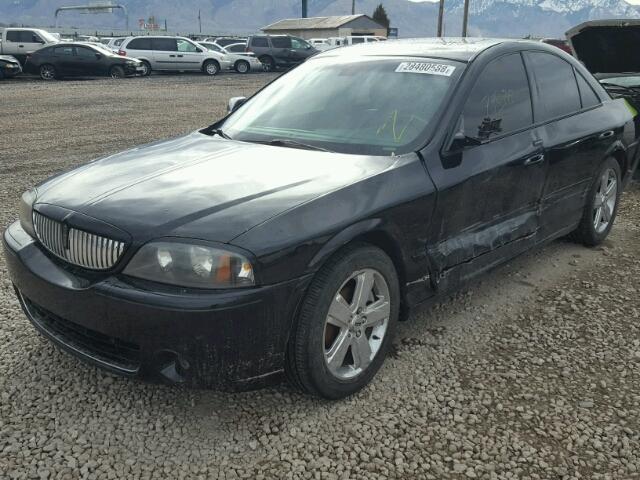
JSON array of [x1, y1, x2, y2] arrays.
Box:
[[372, 3, 390, 33]]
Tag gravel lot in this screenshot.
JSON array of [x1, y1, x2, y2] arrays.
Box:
[[1, 73, 639, 480]]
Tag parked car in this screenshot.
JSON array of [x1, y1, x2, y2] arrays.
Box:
[[5, 39, 638, 399], [224, 42, 248, 53], [198, 42, 262, 73], [540, 38, 572, 55], [205, 37, 247, 48], [246, 34, 317, 71], [0, 28, 58, 64], [567, 19, 640, 178], [24, 42, 144, 80], [0, 55, 22, 79], [118, 36, 231, 76], [308, 38, 333, 51], [101, 36, 126, 53]]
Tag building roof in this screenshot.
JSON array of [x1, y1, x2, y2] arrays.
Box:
[[315, 38, 534, 62], [263, 14, 380, 31]]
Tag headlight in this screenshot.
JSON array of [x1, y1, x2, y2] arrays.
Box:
[[124, 241, 255, 289], [19, 189, 36, 238]]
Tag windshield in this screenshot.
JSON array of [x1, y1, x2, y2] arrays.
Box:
[[92, 43, 117, 55], [222, 56, 462, 155], [39, 30, 59, 43]]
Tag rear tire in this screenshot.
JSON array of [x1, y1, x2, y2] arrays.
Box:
[[286, 244, 400, 399], [39, 64, 56, 81], [570, 157, 622, 246], [203, 60, 220, 76], [235, 60, 250, 74], [109, 65, 125, 79], [139, 60, 151, 77], [259, 55, 275, 72]]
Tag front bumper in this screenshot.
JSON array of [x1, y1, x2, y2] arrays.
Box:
[[2, 63, 22, 77], [3, 221, 310, 390]]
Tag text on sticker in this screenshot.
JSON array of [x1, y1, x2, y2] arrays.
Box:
[[395, 62, 456, 76]]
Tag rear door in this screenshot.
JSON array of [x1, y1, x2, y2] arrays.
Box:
[[524, 51, 615, 238], [426, 52, 546, 288], [51, 45, 76, 75], [270, 36, 292, 65], [151, 37, 179, 70]]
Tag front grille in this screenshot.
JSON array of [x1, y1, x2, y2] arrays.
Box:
[[33, 211, 125, 270], [18, 291, 140, 374]]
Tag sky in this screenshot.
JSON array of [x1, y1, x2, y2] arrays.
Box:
[[409, 0, 640, 3]]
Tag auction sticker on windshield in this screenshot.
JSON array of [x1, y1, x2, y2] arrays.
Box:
[[395, 62, 456, 76]]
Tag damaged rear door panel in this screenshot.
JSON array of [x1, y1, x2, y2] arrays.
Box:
[[423, 52, 546, 291]]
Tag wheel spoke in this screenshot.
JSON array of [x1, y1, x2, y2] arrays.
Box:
[[352, 270, 374, 312], [326, 330, 350, 372], [327, 294, 352, 328], [362, 298, 390, 327], [351, 335, 372, 370], [593, 206, 603, 229], [599, 174, 608, 195], [605, 180, 617, 199], [602, 202, 613, 222]]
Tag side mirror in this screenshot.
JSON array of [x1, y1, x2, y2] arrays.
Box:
[[227, 96, 247, 113], [450, 130, 482, 150], [196, 47, 203, 53]]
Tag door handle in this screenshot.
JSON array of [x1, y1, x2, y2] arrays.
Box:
[[599, 130, 615, 140], [18, 45, 24, 48], [177, 55, 183, 58], [524, 154, 545, 166], [169, 54, 175, 57], [532, 139, 543, 147]]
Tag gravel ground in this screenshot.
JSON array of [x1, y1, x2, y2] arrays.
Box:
[[1, 74, 640, 480]]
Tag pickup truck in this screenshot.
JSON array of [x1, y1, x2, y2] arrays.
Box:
[[0, 28, 58, 64]]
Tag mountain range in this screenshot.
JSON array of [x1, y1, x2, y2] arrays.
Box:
[[1, 0, 639, 38]]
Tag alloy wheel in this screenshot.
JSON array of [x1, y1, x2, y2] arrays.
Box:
[[205, 63, 219, 75], [593, 167, 617, 234], [40, 65, 55, 80], [323, 268, 391, 380], [236, 61, 249, 73]]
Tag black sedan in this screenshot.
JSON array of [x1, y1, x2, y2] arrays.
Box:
[[0, 55, 22, 79], [24, 42, 144, 80], [4, 39, 639, 399]]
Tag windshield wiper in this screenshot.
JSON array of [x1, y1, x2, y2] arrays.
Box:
[[211, 128, 231, 140], [260, 138, 333, 152]]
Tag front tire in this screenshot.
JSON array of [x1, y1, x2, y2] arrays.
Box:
[[259, 55, 275, 72], [39, 64, 56, 81], [286, 244, 400, 399], [571, 157, 622, 246], [203, 60, 220, 76], [235, 60, 250, 74]]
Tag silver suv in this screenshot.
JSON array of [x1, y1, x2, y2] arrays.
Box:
[[118, 36, 231, 76]]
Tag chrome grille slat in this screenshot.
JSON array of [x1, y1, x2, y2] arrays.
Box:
[[32, 212, 125, 270]]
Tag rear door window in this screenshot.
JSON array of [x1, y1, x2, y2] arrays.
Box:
[[152, 38, 177, 52], [462, 53, 533, 140], [527, 51, 581, 121], [75, 46, 96, 58], [271, 37, 292, 48], [54, 46, 74, 56], [127, 38, 152, 50], [6, 31, 20, 42]]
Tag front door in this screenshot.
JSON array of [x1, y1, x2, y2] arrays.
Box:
[[176, 38, 203, 71], [74, 46, 103, 76], [425, 52, 547, 290]]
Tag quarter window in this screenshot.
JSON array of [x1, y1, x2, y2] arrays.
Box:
[[127, 38, 152, 50], [575, 71, 600, 108], [54, 46, 74, 56], [462, 53, 533, 140], [251, 37, 269, 47], [528, 52, 581, 121]]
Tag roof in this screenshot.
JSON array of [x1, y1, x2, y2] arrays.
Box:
[[316, 37, 520, 62], [263, 14, 379, 31]]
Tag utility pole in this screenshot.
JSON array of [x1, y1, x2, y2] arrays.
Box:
[[462, 0, 470, 37], [302, 0, 308, 18], [198, 9, 201, 33], [437, 0, 445, 37], [352, 0, 356, 15]]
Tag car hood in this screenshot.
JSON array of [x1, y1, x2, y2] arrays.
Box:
[[34, 132, 400, 244], [0, 55, 19, 63], [567, 20, 640, 74]]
